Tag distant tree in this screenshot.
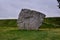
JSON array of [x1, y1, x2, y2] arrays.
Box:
[[57, 0, 60, 8]]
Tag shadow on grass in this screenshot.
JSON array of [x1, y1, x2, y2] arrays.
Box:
[[8, 29, 48, 32]]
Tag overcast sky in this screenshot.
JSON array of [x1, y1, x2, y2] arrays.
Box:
[[0, 0, 60, 19]]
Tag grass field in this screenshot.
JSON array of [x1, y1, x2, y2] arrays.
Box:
[[0, 27, 60, 40], [0, 17, 60, 40], [0, 17, 60, 28]]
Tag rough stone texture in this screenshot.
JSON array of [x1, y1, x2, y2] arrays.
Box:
[[17, 9, 46, 30]]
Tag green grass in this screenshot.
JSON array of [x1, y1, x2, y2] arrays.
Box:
[[0, 27, 60, 40], [0, 19, 17, 27], [0, 17, 60, 28], [40, 17, 60, 28], [44, 17, 60, 25], [0, 17, 60, 40]]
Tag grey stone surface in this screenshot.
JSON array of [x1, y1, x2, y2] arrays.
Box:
[[17, 9, 46, 30]]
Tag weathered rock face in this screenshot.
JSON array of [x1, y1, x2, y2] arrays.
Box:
[[17, 9, 46, 30]]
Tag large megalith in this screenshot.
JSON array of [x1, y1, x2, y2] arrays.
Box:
[[17, 9, 46, 30]]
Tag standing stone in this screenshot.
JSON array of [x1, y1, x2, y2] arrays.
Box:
[[17, 9, 46, 30]]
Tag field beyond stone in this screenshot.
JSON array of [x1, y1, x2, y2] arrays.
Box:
[[0, 17, 60, 40]]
